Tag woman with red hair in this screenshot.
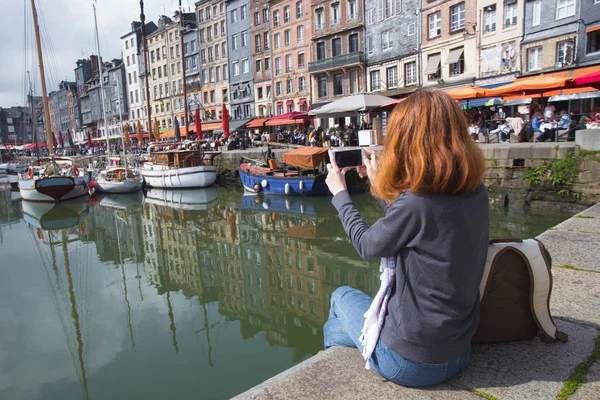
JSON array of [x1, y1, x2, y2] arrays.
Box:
[[324, 89, 489, 387]]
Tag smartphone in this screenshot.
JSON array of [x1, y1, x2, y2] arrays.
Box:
[[332, 148, 364, 168]]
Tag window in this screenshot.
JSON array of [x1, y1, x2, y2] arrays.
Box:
[[317, 42, 326, 60], [427, 54, 441, 79], [381, 31, 392, 50], [264, 32, 270, 50], [332, 38, 342, 57], [286, 79, 293, 93], [484, 5, 497, 33], [284, 6, 291, 23], [231, 9, 238, 23], [263, 8, 269, 22], [557, 40, 575, 65], [232, 34, 238, 50], [383, 0, 395, 19], [223, 64, 228, 79], [207, 27, 212, 41], [527, 46, 542, 71], [276, 82, 283, 95], [233, 61, 240, 76], [277, 103, 283, 115], [125, 41, 129, 50], [286, 55, 293, 72], [276, 57, 282, 74], [258, 87, 263, 99], [201, 50, 207, 63], [367, 36, 374, 54], [215, 44, 220, 59], [504, 0, 518, 27], [199, 9, 204, 22], [255, 35, 262, 52], [265, 57, 271, 70], [315, 8, 324, 29], [214, 24, 219, 38], [274, 33, 281, 49], [216, 66, 221, 81], [221, 21, 225, 36], [556, 0, 576, 19], [208, 47, 214, 62], [299, 76, 306, 91], [532, 0, 541, 26], [349, 33, 358, 53], [285, 30, 291, 46], [254, 11, 261, 25], [588, 30, 600, 53], [242, 32, 248, 47], [366, 9, 374, 25], [348, 0, 357, 19], [274, 10, 280, 26], [448, 48, 465, 76], [370, 70, 381, 91], [206, 6, 211, 19], [298, 52, 305, 68], [296, 1, 303, 18], [318, 76, 327, 97], [209, 67, 215, 82], [126, 56, 130, 66], [256, 59, 262, 72], [331, 3, 340, 25], [428, 12, 441, 38], [297, 25, 305, 42], [349, 69, 359, 93], [241, 5, 248, 19], [242, 59, 249, 74], [451, 3, 466, 31]]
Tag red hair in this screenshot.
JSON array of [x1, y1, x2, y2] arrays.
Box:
[[372, 89, 486, 201]]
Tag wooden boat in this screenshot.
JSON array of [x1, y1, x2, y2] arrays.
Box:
[[18, 157, 89, 203], [93, 167, 144, 193], [239, 147, 330, 196], [145, 187, 218, 211], [140, 149, 221, 189], [22, 198, 89, 231]]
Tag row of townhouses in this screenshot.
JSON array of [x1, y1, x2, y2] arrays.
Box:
[[3, 0, 600, 144]]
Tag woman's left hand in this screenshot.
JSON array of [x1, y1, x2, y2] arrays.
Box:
[[325, 149, 351, 196]]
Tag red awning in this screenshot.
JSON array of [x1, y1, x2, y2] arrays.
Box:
[[246, 118, 270, 128], [276, 101, 283, 106], [298, 98, 306, 105], [286, 100, 294, 105], [265, 118, 302, 127]]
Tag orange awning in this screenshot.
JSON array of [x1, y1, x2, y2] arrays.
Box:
[[543, 65, 600, 96], [246, 118, 269, 128], [282, 147, 328, 169], [265, 118, 301, 126], [201, 122, 222, 131], [586, 25, 600, 33], [161, 122, 222, 137], [445, 86, 490, 100], [486, 75, 574, 97]]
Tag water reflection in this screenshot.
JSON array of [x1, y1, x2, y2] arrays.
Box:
[[0, 188, 573, 400]]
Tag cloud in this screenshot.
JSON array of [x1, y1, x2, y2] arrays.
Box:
[[0, 0, 193, 106]]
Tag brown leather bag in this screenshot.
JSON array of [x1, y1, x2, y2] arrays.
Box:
[[472, 239, 568, 344]]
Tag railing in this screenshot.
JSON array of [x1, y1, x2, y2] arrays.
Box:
[[308, 52, 364, 73]]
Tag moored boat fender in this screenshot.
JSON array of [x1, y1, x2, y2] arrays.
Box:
[[261, 179, 268, 188], [299, 181, 304, 190], [284, 183, 291, 195], [253, 183, 261, 192]]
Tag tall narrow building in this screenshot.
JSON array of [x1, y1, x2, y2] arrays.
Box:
[[251, 0, 272, 117], [308, 0, 365, 127], [227, 0, 255, 124], [365, 0, 419, 97], [196, 0, 230, 122]]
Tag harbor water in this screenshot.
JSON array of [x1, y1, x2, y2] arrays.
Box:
[[0, 185, 572, 400]]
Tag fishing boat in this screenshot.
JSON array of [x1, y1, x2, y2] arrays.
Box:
[[140, 148, 221, 189], [18, 157, 89, 203], [1, 163, 27, 187], [145, 186, 218, 211], [93, 167, 144, 193], [22, 198, 89, 230], [239, 147, 330, 196]]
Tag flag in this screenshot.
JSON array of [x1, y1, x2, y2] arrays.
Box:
[[87, 131, 92, 148], [194, 108, 201, 138], [124, 124, 130, 146], [153, 118, 161, 142], [136, 120, 144, 148]]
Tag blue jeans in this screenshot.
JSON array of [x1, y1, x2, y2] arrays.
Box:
[[324, 286, 471, 387]]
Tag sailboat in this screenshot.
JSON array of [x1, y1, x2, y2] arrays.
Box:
[[91, 2, 144, 194], [18, 0, 88, 203]]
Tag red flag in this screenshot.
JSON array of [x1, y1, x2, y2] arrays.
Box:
[[58, 131, 65, 148], [222, 104, 229, 139], [194, 108, 202, 138], [87, 131, 92, 148]]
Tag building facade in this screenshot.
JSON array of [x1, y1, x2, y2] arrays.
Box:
[[476, 0, 523, 86], [421, 0, 478, 89], [0, 107, 33, 145], [105, 61, 129, 138], [251, 0, 272, 117], [48, 81, 80, 143], [121, 21, 158, 133], [270, 0, 312, 115], [196, 0, 230, 122], [365, 0, 420, 97], [521, 0, 578, 74], [577, 0, 600, 67], [308, 0, 365, 113], [227, 0, 255, 121], [184, 27, 201, 124]]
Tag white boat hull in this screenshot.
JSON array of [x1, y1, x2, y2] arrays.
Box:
[[18, 177, 89, 203], [145, 187, 218, 211], [94, 178, 144, 194], [140, 164, 217, 188]]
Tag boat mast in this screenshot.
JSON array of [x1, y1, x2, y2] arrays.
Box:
[[30, 0, 53, 154], [140, 0, 153, 137], [93, 2, 110, 161], [179, 1, 189, 136], [27, 71, 40, 161], [115, 76, 129, 171]]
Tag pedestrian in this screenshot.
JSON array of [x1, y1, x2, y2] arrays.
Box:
[[323, 89, 488, 387]]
